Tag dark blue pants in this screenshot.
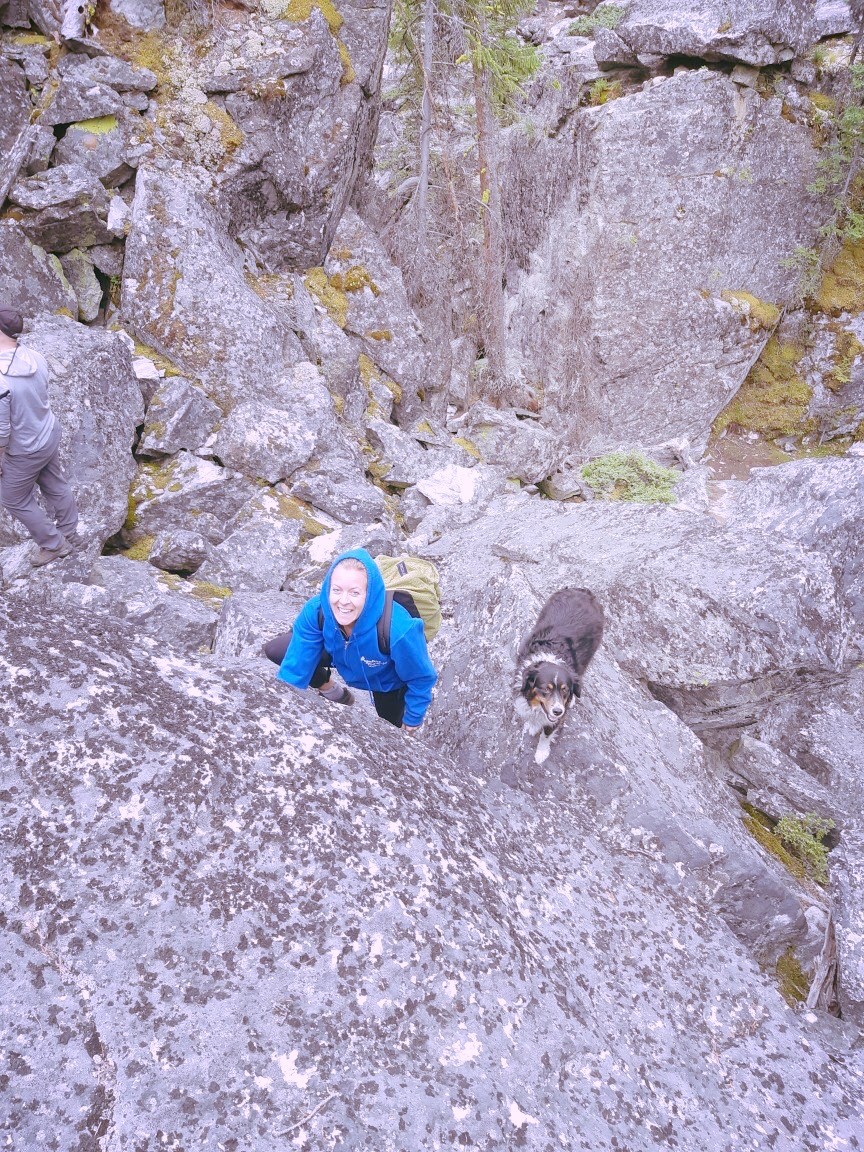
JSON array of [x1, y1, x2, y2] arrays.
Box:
[[264, 632, 406, 727]]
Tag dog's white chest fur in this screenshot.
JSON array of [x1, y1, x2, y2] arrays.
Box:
[[513, 695, 559, 764]]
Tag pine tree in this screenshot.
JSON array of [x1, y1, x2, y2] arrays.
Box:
[[453, 0, 539, 398]]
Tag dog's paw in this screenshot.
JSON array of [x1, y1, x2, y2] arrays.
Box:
[[534, 740, 550, 765]]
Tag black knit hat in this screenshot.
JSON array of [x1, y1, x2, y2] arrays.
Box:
[[0, 307, 24, 337]]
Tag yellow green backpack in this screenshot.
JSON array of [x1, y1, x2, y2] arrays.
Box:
[[374, 555, 442, 650]]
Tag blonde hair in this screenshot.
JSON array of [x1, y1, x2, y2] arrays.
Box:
[[332, 557, 367, 580]]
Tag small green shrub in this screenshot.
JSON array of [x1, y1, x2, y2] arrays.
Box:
[[775, 813, 835, 886], [588, 78, 622, 106], [581, 452, 679, 504], [568, 4, 626, 36]]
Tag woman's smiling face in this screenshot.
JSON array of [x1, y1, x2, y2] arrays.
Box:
[[329, 563, 367, 631]]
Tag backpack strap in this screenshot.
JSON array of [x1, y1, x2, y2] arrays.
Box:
[[317, 605, 324, 630], [377, 590, 395, 657]]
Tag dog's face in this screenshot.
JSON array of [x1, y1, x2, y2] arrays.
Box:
[[522, 661, 579, 724]]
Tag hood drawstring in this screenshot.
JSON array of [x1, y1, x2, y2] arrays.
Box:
[[0, 343, 19, 377]]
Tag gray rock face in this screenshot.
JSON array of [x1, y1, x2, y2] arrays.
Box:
[[288, 451, 387, 524], [507, 69, 822, 453], [8, 554, 221, 653], [148, 528, 211, 574], [195, 511, 303, 593], [52, 110, 145, 188], [0, 317, 140, 549], [460, 403, 563, 484], [365, 417, 450, 488], [105, 0, 165, 30], [58, 247, 103, 321], [725, 457, 864, 651], [324, 209, 438, 408], [814, 0, 853, 37], [212, 588, 306, 659], [0, 220, 78, 318], [138, 376, 222, 457], [41, 72, 127, 127], [9, 163, 114, 252], [127, 452, 257, 546], [121, 167, 305, 407], [756, 670, 864, 1020], [56, 52, 158, 93], [615, 0, 815, 66], [216, 3, 391, 270], [0, 56, 28, 157], [1, 589, 863, 1149], [212, 399, 320, 484], [422, 482, 860, 977]]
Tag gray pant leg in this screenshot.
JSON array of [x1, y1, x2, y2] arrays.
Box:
[[36, 431, 79, 538], [0, 430, 68, 549]]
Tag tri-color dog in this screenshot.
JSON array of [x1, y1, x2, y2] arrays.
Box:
[[514, 587, 604, 765]]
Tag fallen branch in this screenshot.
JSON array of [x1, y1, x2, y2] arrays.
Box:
[[805, 913, 840, 1016], [280, 1092, 339, 1136]]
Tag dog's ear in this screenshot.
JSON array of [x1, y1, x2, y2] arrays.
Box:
[[522, 668, 537, 696], [570, 677, 582, 701]]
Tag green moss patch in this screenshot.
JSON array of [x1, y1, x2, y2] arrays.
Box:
[[816, 239, 864, 314], [70, 115, 118, 135], [713, 336, 813, 438], [776, 949, 810, 1006], [827, 326, 864, 391], [305, 267, 348, 328], [283, 0, 343, 33], [721, 290, 780, 331], [581, 451, 679, 504], [122, 535, 155, 561]]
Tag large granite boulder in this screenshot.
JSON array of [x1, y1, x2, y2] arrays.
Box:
[[0, 317, 141, 549], [460, 403, 564, 484], [0, 220, 78, 318], [52, 109, 147, 188], [194, 490, 305, 592], [121, 167, 305, 408], [421, 469, 862, 989], [613, 0, 816, 67], [212, 588, 306, 659], [125, 452, 257, 546], [506, 69, 822, 453], [138, 376, 222, 457], [725, 457, 864, 647], [288, 449, 388, 524], [212, 2, 391, 270], [9, 554, 221, 653], [0, 56, 28, 158], [0, 586, 862, 1148], [8, 163, 115, 252]]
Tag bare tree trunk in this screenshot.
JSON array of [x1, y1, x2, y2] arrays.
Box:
[[471, 53, 508, 398], [416, 0, 435, 253]]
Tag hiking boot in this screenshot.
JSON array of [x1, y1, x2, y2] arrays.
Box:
[[65, 530, 85, 549], [318, 684, 354, 705], [31, 540, 73, 567]]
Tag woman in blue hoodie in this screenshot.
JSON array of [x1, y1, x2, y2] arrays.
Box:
[[271, 549, 438, 730]]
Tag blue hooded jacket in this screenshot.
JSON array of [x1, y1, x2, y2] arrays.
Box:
[[277, 548, 438, 726]]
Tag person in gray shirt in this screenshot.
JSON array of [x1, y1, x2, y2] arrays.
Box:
[[0, 305, 82, 567]]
